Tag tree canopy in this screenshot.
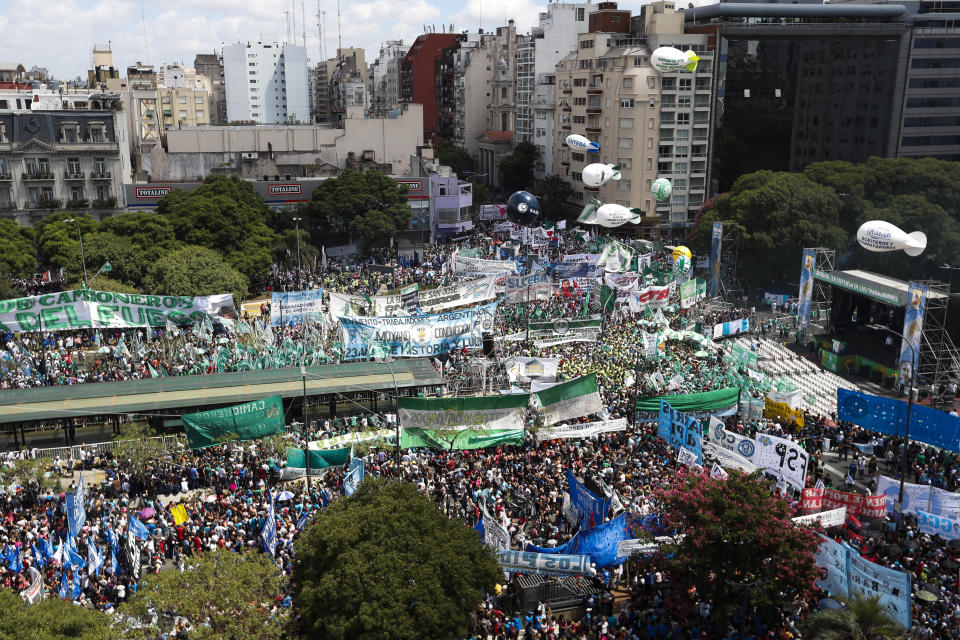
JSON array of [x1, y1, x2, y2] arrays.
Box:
[[0, 588, 110, 640], [302, 170, 412, 246], [293, 478, 500, 640], [0, 219, 35, 278], [499, 142, 539, 194], [144, 245, 249, 304], [534, 174, 575, 222], [434, 140, 475, 176]]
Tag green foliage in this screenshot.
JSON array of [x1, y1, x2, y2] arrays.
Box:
[[34, 213, 97, 279], [294, 478, 500, 640], [302, 171, 412, 245], [0, 219, 35, 278], [470, 179, 491, 207], [81, 231, 146, 287], [98, 211, 182, 266], [0, 456, 61, 492], [0, 588, 110, 640], [0, 270, 20, 299], [157, 176, 275, 284], [534, 174, 575, 221], [272, 228, 316, 267], [434, 140, 475, 175], [803, 593, 906, 640], [118, 549, 289, 640], [144, 245, 249, 305], [67, 277, 140, 295], [498, 142, 539, 194], [111, 423, 168, 475]]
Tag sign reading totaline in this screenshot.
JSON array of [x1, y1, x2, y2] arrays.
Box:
[[0, 289, 236, 333]]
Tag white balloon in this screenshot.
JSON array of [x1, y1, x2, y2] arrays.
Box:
[[566, 134, 600, 153], [651, 47, 699, 73], [856, 220, 927, 257], [581, 163, 622, 187], [592, 204, 645, 227]]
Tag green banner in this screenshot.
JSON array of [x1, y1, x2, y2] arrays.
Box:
[[635, 387, 741, 415], [286, 447, 351, 469], [182, 395, 285, 449], [399, 427, 524, 450]]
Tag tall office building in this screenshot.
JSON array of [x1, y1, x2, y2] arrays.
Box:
[[194, 52, 226, 124], [400, 33, 464, 140], [223, 42, 309, 124]]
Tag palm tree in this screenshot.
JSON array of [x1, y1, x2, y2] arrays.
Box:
[[803, 593, 906, 640]]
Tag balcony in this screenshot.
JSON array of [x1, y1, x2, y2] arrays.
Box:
[[586, 107, 602, 114], [22, 171, 54, 181], [560, 161, 570, 167], [0, 202, 15, 210], [92, 197, 119, 209], [65, 171, 86, 180], [561, 124, 571, 130], [66, 199, 89, 209], [0, 173, 10, 181], [26, 199, 62, 209], [586, 88, 603, 96], [91, 170, 112, 179], [562, 88, 572, 95], [585, 127, 601, 134]]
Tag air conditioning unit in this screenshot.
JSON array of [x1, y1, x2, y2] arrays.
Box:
[[241, 152, 258, 160]]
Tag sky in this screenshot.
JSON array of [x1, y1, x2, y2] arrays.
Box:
[[0, 0, 654, 80]]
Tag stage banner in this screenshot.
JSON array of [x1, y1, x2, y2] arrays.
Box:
[[529, 316, 603, 347], [535, 374, 603, 426], [837, 388, 960, 453], [679, 279, 697, 309], [182, 396, 285, 450], [454, 254, 519, 277], [504, 272, 552, 303], [763, 397, 806, 428], [567, 469, 610, 529], [846, 544, 912, 629], [308, 428, 395, 450], [0, 289, 236, 333], [798, 249, 816, 328], [753, 433, 809, 490], [636, 387, 741, 419], [506, 357, 559, 384], [899, 282, 927, 384], [398, 394, 528, 431], [286, 447, 351, 469], [338, 301, 497, 360], [793, 506, 846, 528], [270, 288, 323, 326], [478, 204, 507, 220], [876, 475, 960, 519], [497, 549, 594, 576], [917, 510, 960, 540], [815, 534, 849, 596], [712, 318, 749, 339], [709, 221, 723, 297], [658, 400, 704, 465], [708, 417, 756, 460], [626, 285, 671, 314], [536, 418, 628, 442], [418, 276, 498, 313], [400, 427, 524, 450]]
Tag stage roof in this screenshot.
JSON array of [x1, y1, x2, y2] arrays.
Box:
[[813, 269, 948, 308], [0, 359, 444, 425]]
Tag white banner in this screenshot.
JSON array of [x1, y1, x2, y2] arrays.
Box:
[[503, 272, 552, 303], [754, 433, 809, 491], [21, 566, 43, 604], [506, 357, 559, 384], [604, 272, 641, 293], [677, 446, 701, 469], [767, 389, 804, 410], [617, 539, 658, 556], [308, 428, 394, 450], [710, 462, 729, 480], [329, 291, 407, 317], [535, 418, 628, 442], [453, 254, 519, 277], [419, 276, 498, 313], [708, 417, 756, 460], [483, 506, 511, 550], [478, 204, 507, 220], [793, 507, 847, 528], [626, 285, 671, 313]]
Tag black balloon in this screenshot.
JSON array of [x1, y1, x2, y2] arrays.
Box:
[[506, 191, 543, 228]]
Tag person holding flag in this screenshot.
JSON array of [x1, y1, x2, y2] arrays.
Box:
[[261, 490, 278, 557]]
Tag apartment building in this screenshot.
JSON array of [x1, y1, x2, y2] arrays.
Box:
[[157, 65, 215, 129], [223, 42, 309, 124], [400, 33, 464, 140], [194, 53, 226, 124], [370, 41, 406, 112]]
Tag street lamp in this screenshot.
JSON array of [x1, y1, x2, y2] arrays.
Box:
[[866, 323, 917, 525], [64, 218, 88, 287], [292, 217, 303, 289], [300, 366, 311, 492], [372, 346, 401, 471]]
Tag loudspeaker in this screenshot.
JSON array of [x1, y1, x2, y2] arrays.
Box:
[[482, 336, 495, 357]]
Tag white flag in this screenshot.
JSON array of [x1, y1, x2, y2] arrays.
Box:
[[677, 447, 701, 469], [710, 463, 729, 481], [815, 478, 825, 491]]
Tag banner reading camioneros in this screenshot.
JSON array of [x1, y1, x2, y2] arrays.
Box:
[[270, 288, 323, 326], [0, 289, 236, 333], [182, 395, 285, 450], [338, 301, 497, 360]]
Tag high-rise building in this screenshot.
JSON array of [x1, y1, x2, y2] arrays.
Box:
[[329, 49, 369, 127], [309, 64, 330, 124], [473, 22, 519, 189], [157, 65, 215, 130], [194, 52, 226, 124], [223, 42, 309, 124], [400, 33, 464, 140], [370, 40, 406, 112], [453, 32, 496, 157]]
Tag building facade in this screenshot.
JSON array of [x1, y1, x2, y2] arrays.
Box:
[[157, 65, 215, 130], [370, 40, 406, 112], [400, 33, 464, 140], [193, 53, 226, 125], [0, 110, 128, 225], [329, 49, 369, 127], [223, 42, 309, 124]]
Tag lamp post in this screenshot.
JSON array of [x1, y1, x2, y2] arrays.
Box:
[[64, 218, 88, 287], [292, 217, 302, 289], [301, 366, 311, 491], [866, 323, 917, 524], [373, 347, 401, 471]]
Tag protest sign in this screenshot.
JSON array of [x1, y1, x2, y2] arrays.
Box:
[[270, 288, 323, 326], [815, 534, 849, 596], [753, 433, 809, 490], [847, 544, 912, 628], [535, 375, 603, 426], [453, 254, 518, 277], [398, 394, 528, 431], [504, 272, 552, 303], [182, 396, 286, 449], [626, 285, 671, 313], [708, 417, 756, 460], [763, 397, 806, 428], [793, 507, 846, 528], [506, 357, 559, 384], [496, 549, 594, 576], [658, 400, 703, 465], [535, 418, 628, 442], [567, 469, 610, 529], [917, 510, 960, 540], [529, 316, 603, 347], [801, 488, 824, 512]]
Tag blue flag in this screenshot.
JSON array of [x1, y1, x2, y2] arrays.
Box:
[[71, 570, 82, 600], [260, 491, 277, 557], [43, 536, 55, 560], [344, 457, 365, 497], [6, 545, 23, 573], [65, 475, 87, 538], [296, 508, 312, 531], [63, 536, 86, 570], [128, 515, 150, 541], [59, 571, 70, 600], [31, 543, 45, 568]]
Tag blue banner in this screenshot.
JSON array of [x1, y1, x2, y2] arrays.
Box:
[[344, 457, 364, 497], [709, 221, 723, 297], [128, 514, 150, 541], [261, 490, 277, 556], [527, 513, 629, 569], [837, 388, 960, 452], [815, 534, 848, 596], [917, 510, 960, 540], [712, 318, 749, 338], [899, 282, 927, 382], [547, 261, 600, 280], [566, 470, 610, 529], [798, 249, 816, 328], [846, 543, 912, 629], [270, 288, 324, 326], [657, 400, 703, 465], [65, 475, 86, 539], [496, 549, 594, 576]]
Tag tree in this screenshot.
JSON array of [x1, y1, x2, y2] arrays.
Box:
[[67, 276, 140, 295], [534, 174, 575, 222], [434, 140, 475, 175], [144, 245, 249, 305], [81, 231, 147, 287], [803, 593, 905, 640], [157, 176, 274, 284], [294, 478, 500, 640], [0, 219, 35, 278], [118, 549, 289, 640], [302, 171, 412, 245], [34, 213, 98, 280], [653, 468, 820, 619], [498, 142, 538, 193], [111, 423, 168, 475], [98, 211, 182, 266], [0, 588, 110, 640], [272, 228, 316, 269], [470, 179, 491, 207]]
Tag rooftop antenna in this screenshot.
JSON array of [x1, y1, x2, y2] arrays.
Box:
[[337, 0, 343, 56], [301, 0, 307, 48], [285, 8, 291, 44], [139, 0, 151, 62], [291, 0, 298, 45], [316, 0, 324, 61]]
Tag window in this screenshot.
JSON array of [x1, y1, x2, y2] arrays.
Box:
[[249, 71, 256, 75], [678, 96, 691, 107], [646, 158, 653, 170], [70, 186, 85, 201], [573, 116, 586, 124], [622, 78, 633, 89], [619, 118, 634, 129], [196, 110, 205, 119], [617, 158, 631, 169], [616, 179, 632, 191], [96, 184, 110, 201], [647, 76, 656, 89], [580, 40, 594, 49], [673, 179, 686, 192], [679, 78, 691, 90], [577, 7, 585, 20], [179, 96, 187, 104], [573, 78, 587, 87], [162, 96, 171, 104], [93, 157, 106, 174], [179, 110, 188, 118], [677, 113, 690, 125], [90, 126, 104, 143], [676, 130, 689, 141], [67, 158, 81, 175], [618, 137, 633, 149], [620, 98, 634, 108], [195, 96, 204, 104], [675, 145, 689, 157], [674, 162, 688, 173]]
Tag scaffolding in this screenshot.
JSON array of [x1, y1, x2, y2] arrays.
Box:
[[717, 225, 743, 302], [803, 247, 836, 335], [914, 279, 960, 402]]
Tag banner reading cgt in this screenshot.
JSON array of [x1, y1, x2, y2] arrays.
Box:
[[338, 301, 497, 359], [0, 289, 236, 333]]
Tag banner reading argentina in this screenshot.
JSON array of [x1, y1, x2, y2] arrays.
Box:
[[899, 282, 927, 383], [338, 301, 497, 360], [270, 288, 323, 326], [798, 249, 816, 328], [0, 289, 236, 333]]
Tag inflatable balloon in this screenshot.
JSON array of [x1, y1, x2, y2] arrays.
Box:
[[672, 246, 692, 262], [673, 254, 691, 279], [505, 190, 543, 228], [856, 220, 927, 257], [566, 134, 600, 153], [652, 178, 672, 202], [581, 163, 621, 187], [651, 47, 699, 73], [576, 199, 643, 227]]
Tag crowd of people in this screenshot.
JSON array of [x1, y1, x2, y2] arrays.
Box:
[[1, 223, 958, 639]]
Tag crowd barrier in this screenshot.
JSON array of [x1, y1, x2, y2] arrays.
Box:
[[31, 435, 185, 461]]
